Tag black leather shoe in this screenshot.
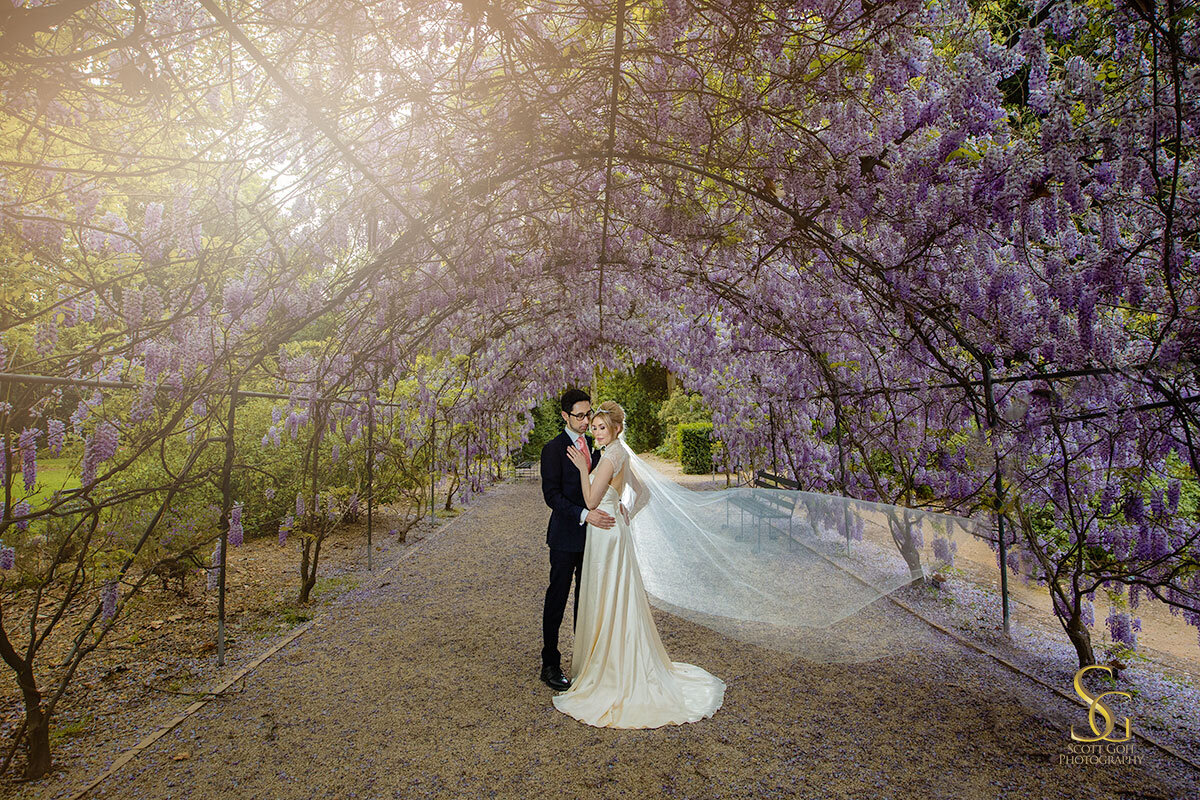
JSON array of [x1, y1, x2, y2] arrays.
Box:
[[540, 665, 571, 691]]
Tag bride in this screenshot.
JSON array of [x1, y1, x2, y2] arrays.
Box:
[[553, 400, 725, 728]]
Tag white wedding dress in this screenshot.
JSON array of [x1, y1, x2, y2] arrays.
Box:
[[552, 439, 725, 728]]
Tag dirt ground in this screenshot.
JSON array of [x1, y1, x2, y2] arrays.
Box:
[[938, 503, 1200, 686], [12, 476, 1199, 800], [0, 503, 426, 799]]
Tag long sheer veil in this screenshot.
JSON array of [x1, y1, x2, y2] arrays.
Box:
[[613, 430, 979, 663]]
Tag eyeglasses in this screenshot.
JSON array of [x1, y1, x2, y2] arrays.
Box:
[[566, 410, 593, 421]]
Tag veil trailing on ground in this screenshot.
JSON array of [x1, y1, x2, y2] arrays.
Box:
[[613, 431, 981, 663]]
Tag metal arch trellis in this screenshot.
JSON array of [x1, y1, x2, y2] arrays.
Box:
[[0, 370, 420, 666], [1, 2, 1193, 784], [11, 338, 1196, 649], [3, 363, 1198, 663], [732, 362, 1200, 637], [2, 0, 1196, 697], [596, 0, 628, 342], [194, 0, 406, 221], [0, 372, 410, 407], [193, 0, 471, 308]]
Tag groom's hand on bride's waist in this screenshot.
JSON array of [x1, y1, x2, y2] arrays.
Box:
[[586, 509, 615, 529]]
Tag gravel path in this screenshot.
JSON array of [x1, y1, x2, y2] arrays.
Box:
[[43, 479, 1200, 800]]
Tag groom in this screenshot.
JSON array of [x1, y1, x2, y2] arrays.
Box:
[[539, 388, 614, 690]]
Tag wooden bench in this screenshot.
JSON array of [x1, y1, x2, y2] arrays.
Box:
[[725, 471, 801, 551], [754, 470, 800, 490], [513, 460, 538, 478]]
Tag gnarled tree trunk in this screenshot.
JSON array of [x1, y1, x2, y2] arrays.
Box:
[[1063, 611, 1097, 668]]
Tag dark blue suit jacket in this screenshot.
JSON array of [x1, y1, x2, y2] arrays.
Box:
[[541, 430, 601, 553]]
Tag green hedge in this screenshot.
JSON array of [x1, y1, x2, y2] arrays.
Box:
[[678, 422, 714, 474], [655, 388, 712, 459]]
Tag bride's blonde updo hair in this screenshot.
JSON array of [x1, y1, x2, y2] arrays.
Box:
[[590, 400, 625, 438]]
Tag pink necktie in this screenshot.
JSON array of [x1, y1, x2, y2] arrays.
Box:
[[576, 436, 591, 469]]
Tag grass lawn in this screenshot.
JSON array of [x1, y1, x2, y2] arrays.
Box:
[[22, 456, 80, 504]]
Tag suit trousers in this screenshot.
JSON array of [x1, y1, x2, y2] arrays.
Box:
[[542, 547, 585, 668]]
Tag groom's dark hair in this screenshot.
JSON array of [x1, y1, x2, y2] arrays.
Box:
[[560, 388, 591, 412]]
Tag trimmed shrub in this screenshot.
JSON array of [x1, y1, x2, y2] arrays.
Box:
[[655, 388, 712, 459], [678, 422, 714, 474]]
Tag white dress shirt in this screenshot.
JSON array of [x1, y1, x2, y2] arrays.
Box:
[[566, 425, 592, 524]]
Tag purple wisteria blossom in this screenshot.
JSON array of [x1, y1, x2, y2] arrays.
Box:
[[13, 502, 30, 532], [18, 428, 39, 492], [46, 419, 65, 456], [81, 421, 120, 486], [1106, 608, 1138, 649], [101, 580, 118, 620], [228, 502, 244, 547], [285, 410, 301, 440], [932, 536, 957, 565]]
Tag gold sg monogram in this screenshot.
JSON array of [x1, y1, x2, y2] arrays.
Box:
[[1070, 665, 1132, 743]]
